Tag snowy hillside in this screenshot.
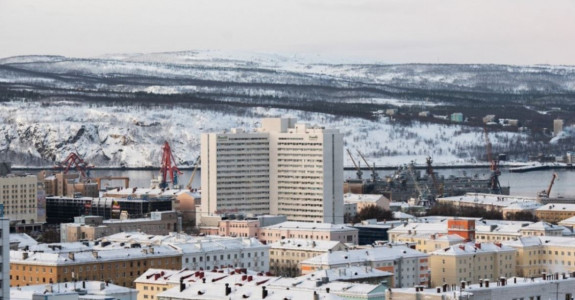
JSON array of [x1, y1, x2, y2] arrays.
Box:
[[0, 100, 527, 168]]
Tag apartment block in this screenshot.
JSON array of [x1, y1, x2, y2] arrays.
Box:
[[505, 236, 575, 278], [201, 118, 344, 224], [10, 242, 182, 288], [0, 174, 44, 231], [536, 203, 575, 223], [429, 242, 516, 287], [103, 232, 270, 272], [299, 245, 429, 288], [269, 239, 347, 276], [10, 281, 138, 300]]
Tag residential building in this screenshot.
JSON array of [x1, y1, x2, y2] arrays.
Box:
[[102, 232, 270, 272], [10, 233, 38, 250], [343, 193, 390, 218], [200, 215, 286, 237], [201, 118, 344, 224], [429, 242, 516, 287], [10, 281, 138, 300], [504, 236, 575, 277], [393, 233, 465, 254], [386, 276, 575, 300], [258, 221, 358, 245], [269, 239, 347, 276], [10, 242, 182, 288], [536, 203, 575, 223], [60, 211, 180, 242], [0, 173, 44, 231], [299, 245, 429, 288]]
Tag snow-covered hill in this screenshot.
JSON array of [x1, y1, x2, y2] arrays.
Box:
[[0, 50, 568, 167], [0, 100, 526, 168]]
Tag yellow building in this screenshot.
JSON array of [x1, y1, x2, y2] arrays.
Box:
[[393, 233, 465, 254], [269, 239, 347, 277], [505, 236, 575, 278], [536, 204, 575, 223], [429, 242, 516, 287], [10, 243, 181, 287]]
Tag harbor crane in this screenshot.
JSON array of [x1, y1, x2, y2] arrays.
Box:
[[186, 155, 201, 190], [407, 161, 432, 206], [483, 127, 502, 194], [159, 141, 182, 189], [538, 172, 558, 198], [346, 149, 363, 180], [357, 150, 380, 182], [54, 152, 94, 178]]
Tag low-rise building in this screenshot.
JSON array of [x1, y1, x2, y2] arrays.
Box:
[[437, 193, 540, 213], [393, 233, 465, 254], [259, 221, 358, 245], [10, 242, 182, 288], [343, 193, 390, 217], [536, 203, 575, 223], [269, 239, 347, 276], [103, 232, 270, 272], [299, 245, 429, 288], [504, 236, 575, 277], [60, 211, 180, 242], [386, 276, 575, 300], [429, 242, 516, 287], [10, 281, 138, 300]]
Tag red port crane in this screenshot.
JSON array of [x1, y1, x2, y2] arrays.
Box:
[[54, 152, 94, 178], [159, 141, 182, 189], [483, 127, 502, 194]]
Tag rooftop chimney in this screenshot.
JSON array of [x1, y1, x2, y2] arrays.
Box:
[[262, 286, 268, 299], [180, 278, 185, 292]]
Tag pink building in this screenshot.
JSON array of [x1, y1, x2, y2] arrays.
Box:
[[218, 219, 260, 237], [259, 221, 358, 245]]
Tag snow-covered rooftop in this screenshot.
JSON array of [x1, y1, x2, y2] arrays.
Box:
[[269, 239, 343, 252], [537, 203, 575, 212], [438, 193, 540, 207], [262, 221, 357, 232], [343, 193, 385, 204], [301, 245, 427, 266], [430, 242, 515, 256]]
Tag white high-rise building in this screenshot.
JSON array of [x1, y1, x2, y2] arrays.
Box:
[[200, 118, 343, 224]]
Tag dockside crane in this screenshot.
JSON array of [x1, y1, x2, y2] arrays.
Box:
[[186, 155, 201, 190], [346, 149, 363, 180], [407, 161, 432, 206], [538, 172, 558, 198], [357, 150, 380, 182], [484, 127, 502, 194], [54, 152, 94, 178], [159, 141, 183, 189]]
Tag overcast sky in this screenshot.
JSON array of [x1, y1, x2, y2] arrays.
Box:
[[1, 0, 574, 64]]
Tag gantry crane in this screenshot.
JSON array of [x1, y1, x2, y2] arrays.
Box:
[[159, 141, 182, 189], [346, 149, 363, 180], [54, 152, 94, 178], [483, 127, 502, 194], [186, 155, 201, 190]]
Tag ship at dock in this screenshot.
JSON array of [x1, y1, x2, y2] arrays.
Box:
[[344, 152, 510, 205]]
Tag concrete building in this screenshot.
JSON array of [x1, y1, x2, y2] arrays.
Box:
[[199, 215, 287, 237], [60, 211, 180, 242], [0, 173, 44, 231], [10, 242, 182, 288], [299, 245, 429, 288], [450, 112, 463, 123], [269, 239, 347, 276], [554, 118, 564, 137], [429, 242, 516, 287], [10, 233, 38, 250], [393, 234, 465, 254], [10, 281, 138, 300], [102, 232, 270, 272], [201, 118, 344, 224], [385, 276, 575, 300], [258, 221, 358, 245]]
